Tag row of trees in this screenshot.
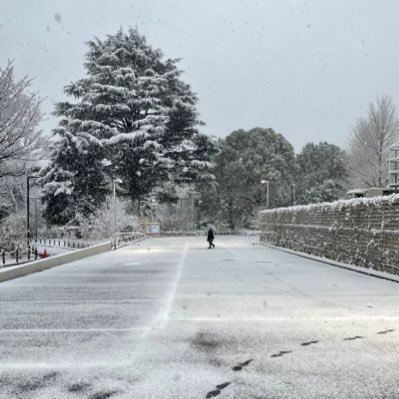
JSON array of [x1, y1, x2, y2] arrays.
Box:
[[194, 128, 348, 230], [194, 95, 399, 230], [1, 27, 399, 236]]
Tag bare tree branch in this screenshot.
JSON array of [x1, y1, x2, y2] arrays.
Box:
[[0, 61, 44, 178], [348, 95, 399, 187]]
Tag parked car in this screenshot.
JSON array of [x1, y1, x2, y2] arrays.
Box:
[[345, 188, 394, 199]]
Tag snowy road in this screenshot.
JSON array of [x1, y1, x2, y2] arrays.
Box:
[[1, 236, 399, 398]]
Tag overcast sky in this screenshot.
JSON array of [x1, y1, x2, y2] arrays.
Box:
[[1, 0, 399, 151]]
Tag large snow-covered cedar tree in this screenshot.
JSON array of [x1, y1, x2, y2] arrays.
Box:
[[41, 28, 215, 225]]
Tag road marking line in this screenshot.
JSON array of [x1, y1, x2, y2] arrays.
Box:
[[170, 316, 399, 322], [0, 361, 132, 370], [159, 242, 189, 329], [0, 327, 149, 333], [0, 283, 168, 287], [0, 299, 163, 304]]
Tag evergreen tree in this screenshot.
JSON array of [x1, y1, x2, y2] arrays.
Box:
[[41, 132, 109, 225], [197, 128, 296, 230], [41, 28, 215, 225], [296, 142, 349, 204]]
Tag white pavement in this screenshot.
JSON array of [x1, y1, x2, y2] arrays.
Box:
[[0, 236, 399, 398]]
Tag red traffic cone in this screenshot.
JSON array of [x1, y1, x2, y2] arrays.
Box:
[[43, 248, 48, 258]]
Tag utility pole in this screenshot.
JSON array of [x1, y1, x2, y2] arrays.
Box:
[[293, 183, 296, 206], [261, 180, 270, 209]]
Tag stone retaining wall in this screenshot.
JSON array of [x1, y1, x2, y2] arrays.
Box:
[[259, 195, 399, 275]]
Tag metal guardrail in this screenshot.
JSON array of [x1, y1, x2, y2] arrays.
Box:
[[1, 239, 92, 268], [0, 241, 113, 283], [1, 234, 144, 267], [113, 232, 145, 249], [2, 230, 257, 266], [32, 238, 94, 250], [1, 247, 26, 267]]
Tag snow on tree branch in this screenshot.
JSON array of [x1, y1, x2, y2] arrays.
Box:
[[0, 61, 44, 178]]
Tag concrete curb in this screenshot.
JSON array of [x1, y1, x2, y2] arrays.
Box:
[[260, 242, 399, 285], [0, 241, 112, 283]]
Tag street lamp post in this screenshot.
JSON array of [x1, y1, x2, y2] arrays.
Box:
[[27, 174, 39, 260], [292, 183, 296, 206], [189, 191, 199, 231], [261, 180, 270, 209], [191, 195, 194, 231], [30, 197, 39, 239], [35, 197, 38, 238], [113, 178, 122, 250], [150, 197, 156, 223]]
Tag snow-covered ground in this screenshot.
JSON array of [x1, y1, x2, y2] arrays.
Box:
[[0, 236, 399, 398]]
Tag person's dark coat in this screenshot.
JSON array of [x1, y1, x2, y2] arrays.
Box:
[[207, 229, 214, 242]]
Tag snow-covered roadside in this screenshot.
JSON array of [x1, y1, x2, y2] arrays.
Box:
[[260, 242, 399, 284], [0, 241, 112, 282], [1, 245, 74, 269], [259, 193, 399, 275]]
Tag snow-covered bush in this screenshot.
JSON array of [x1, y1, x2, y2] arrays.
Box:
[[0, 210, 27, 252], [80, 196, 140, 240]]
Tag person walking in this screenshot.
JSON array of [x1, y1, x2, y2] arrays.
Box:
[[207, 228, 215, 249]]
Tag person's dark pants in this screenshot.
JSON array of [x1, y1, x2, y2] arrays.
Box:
[[208, 240, 215, 249]]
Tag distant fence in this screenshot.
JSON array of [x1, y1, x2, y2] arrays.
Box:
[[114, 232, 145, 248], [159, 230, 243, 237], [259, 195, 399, 275], [0, 241, 112, 283], [2, 232, 145, 267], [1, 239, 99, 267], [33, 238, 94, 250]]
